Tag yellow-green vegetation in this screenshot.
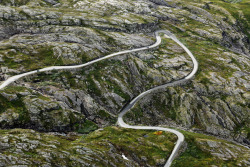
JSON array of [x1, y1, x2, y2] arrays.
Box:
[[0, 45, 64, 71], [172, 131, 250, 167], [160, 22, 243, 82], [172, 0, 250, 39], [0, 0, 249, 165], [0, 0, 32, 6], [0, 86, 96, 133], [97, 109, 117, 124], [81, 126, 177, 166], [223, 0, 243, 3], [124, 92, 178, 122], [0, 85, 31, 94], [0, 127, 248, 166], [0, 127, 177, 166], [74, 119, 98, 134], [162, 0, 250, 81], [0, 86, 29, 121]]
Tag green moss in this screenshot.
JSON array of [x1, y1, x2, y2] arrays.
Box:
[[172, 130, 248, 167], [0, 0, 31, 6], [0, 86, 30, 94], [81, 126, 177, 166], [223, 0, 243, 3], [208, 0, 250, 39], [124, 105, 143, 122], [80, 52, 92, 63], [0, 126, 248, 166], [124, 91, 179, 123], [172, 134, 214, 167], [63, 71, 77, 88], [75, 119, 98, 134], [36, 94, 51, 101], [18, 108, 31, 124], [165, 26, 236, 80], [0, 46, 64, 71], [0, 92, 30, 123], [23, 151, 37, 156], [233, 120, 250, 140], [94, 29, 117, 48], [98, 110, 110, 118], [81, 60, 126, 97], [105, 78, 130, 101], [230, 57, 242, 69], [0, 127, 177, 166], [97, 110, 116, 123], [199, 77, 213, 85], [86, 75, 101, 96]]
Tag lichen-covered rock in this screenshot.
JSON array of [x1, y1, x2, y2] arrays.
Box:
[[0, 127, 177, 167], [172, 131, 250, 167], [0, 0, 249, 164], [0, 128, 249, 167], [0, 87, 97, 133]]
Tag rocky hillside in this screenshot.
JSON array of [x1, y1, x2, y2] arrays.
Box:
[[0, 128, 249, 167], [0, 0, 249, 166]]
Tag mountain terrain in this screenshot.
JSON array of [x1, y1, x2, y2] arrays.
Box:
[[0, 0, 249, 166]]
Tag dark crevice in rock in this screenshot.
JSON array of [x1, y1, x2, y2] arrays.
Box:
[[80, 103, 90, 117], [149, 0, 170, 6]]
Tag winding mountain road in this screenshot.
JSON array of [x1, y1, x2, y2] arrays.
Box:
[[118, 30, 198, 167], [0, 30, 198, 167]]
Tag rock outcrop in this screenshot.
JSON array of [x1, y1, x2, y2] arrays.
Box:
[[0, 0, 249, 165]]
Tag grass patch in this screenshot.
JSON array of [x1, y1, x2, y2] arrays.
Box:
[[81, 126, 177, 166], [172, 130, 248, 167], [75, 119, 98, 134]]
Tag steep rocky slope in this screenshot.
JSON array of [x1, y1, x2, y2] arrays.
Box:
[[0, 0, 249, 166]]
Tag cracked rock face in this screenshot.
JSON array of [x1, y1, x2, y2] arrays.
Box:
[[0, 88, 88, 132], [0, 0, 250, 166]]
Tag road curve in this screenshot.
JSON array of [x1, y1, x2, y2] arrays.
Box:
[[118, 30, 198, 167], [0, 30, 198, 167]]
